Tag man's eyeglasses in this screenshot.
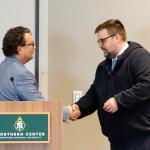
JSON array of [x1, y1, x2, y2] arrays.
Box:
[[97, 35, 115, 45], [25, 43, 35, 47]]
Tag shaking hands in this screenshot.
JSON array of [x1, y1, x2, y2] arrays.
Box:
[[63, 97, 118, 122], [63, 104, 81, 122]]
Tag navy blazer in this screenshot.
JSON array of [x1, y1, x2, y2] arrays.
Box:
[[0, 56, 44, 101]]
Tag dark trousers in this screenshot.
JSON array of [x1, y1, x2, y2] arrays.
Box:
[[110, 135, 150, 150]]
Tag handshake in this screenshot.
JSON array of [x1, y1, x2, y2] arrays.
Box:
[[63, 104, 81, 122]]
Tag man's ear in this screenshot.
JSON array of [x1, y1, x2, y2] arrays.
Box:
[[17, 46, 22, 54], [115, 34, 120, 40], [114, 34, 122, 44], [115, 34, 122, 41]]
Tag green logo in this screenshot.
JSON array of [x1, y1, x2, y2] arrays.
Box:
[[14, 116, 26, 132]]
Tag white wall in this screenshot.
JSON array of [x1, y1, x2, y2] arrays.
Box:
[[38, 0, 49, 99], [48, 0, 150, 150]]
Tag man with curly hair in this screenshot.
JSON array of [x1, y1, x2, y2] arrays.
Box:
[[0, 26, 44, 101]]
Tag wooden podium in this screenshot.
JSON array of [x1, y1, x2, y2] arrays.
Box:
[[0, 101, 62, 150]]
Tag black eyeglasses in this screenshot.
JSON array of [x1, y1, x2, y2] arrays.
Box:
[[97, 35, 115, 45]]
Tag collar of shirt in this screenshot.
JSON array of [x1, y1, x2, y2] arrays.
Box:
[[112, 42, 129, 62]]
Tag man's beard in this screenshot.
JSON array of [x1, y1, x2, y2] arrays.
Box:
[[104, 52, 112, 59], [104, 51, 116, 59]]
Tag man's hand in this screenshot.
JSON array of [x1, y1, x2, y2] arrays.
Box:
[[70, 104, 81, 121], [103, 97, 118, 113]]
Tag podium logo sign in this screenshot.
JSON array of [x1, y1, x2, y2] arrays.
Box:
[[14, 116, 26, 132], [0, 112, 50, 143]]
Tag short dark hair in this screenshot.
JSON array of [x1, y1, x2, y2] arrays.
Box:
[[95, 19, 126, 41], [2, 26, 31, 56]]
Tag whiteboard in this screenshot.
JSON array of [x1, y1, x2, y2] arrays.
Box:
[[0, 0, 36, 74]]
